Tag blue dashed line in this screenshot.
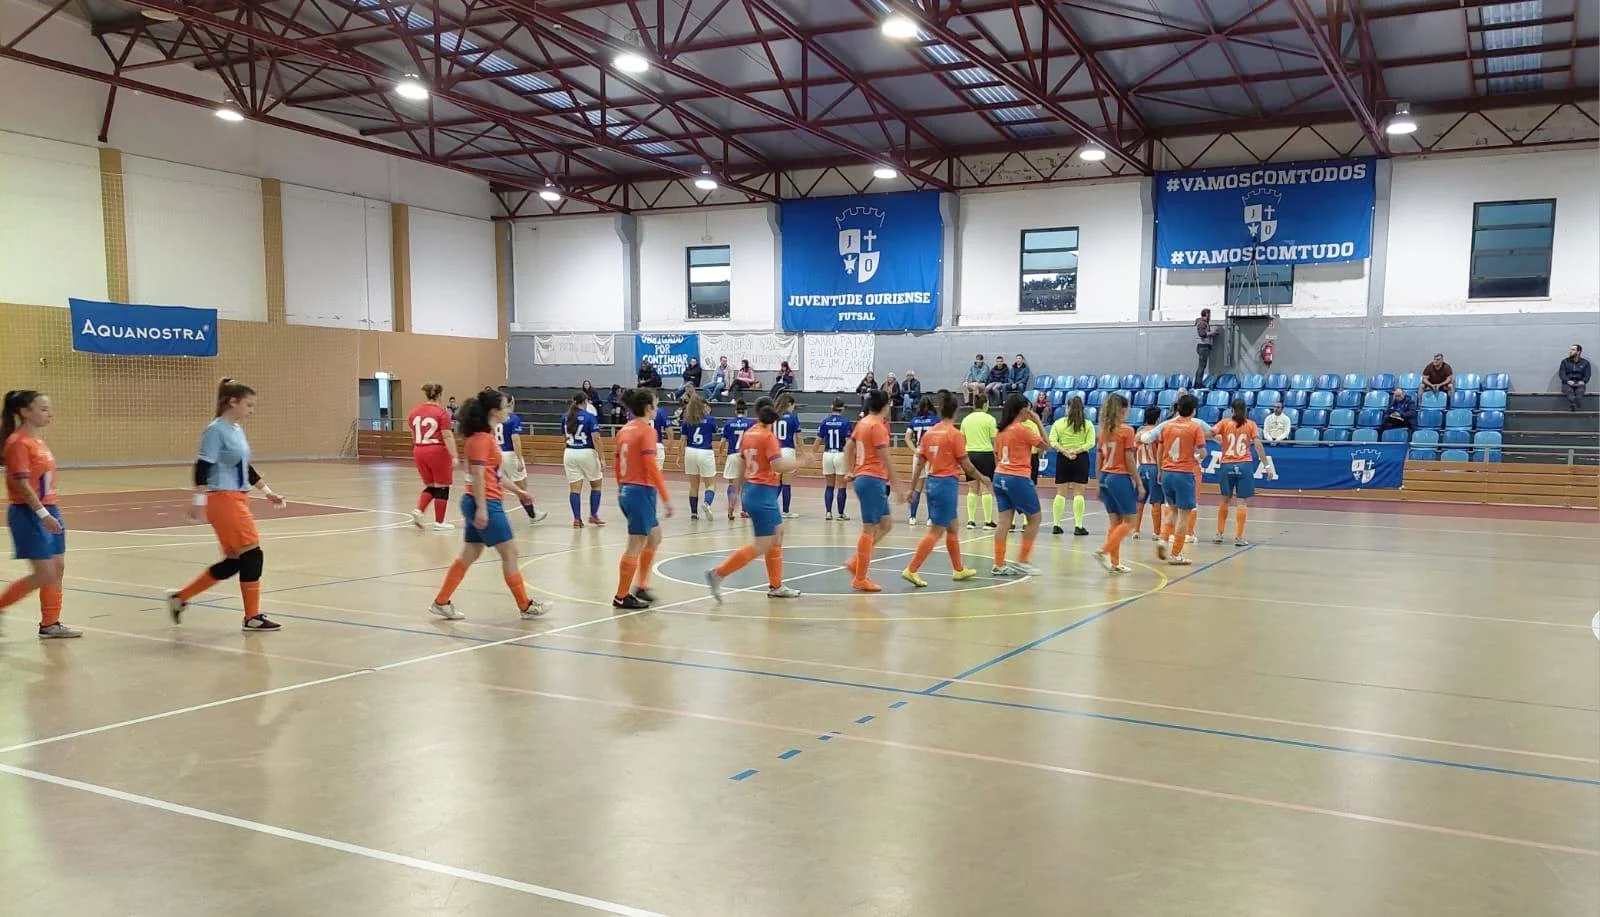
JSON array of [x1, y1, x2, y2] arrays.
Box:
[[777, 749, 802, 760], [889, 701, 908, 709], [817, 733, 837, 741], [855, 714, 875, 724], [730, 769, 759, 781]]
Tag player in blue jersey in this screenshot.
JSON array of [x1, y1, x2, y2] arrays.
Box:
[[773, 393, 802, 518], [720, 400, 756, 521], [814, 398, 855, 521], [561, 393, 606, 527], [652, 402, 671, 471], [680, 395, 719, 520], [903, 395, 938, 525], [493, 394, 546, 524]]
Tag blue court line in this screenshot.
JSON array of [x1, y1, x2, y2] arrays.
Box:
[[777, 749, 802, 760], [889, 701, 908, 709], [63, 585, 1600, 787], [855, 714, 875, 724], [730, 769, 758, 781], [920, 544, 1260, 694]]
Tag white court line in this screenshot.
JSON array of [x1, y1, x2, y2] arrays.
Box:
[[0, 763, 665, 916]]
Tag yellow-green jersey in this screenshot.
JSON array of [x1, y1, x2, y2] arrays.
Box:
[[960, 409, 998, 452], [1049, 416, 1096, 455]]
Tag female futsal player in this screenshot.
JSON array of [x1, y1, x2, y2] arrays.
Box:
[[904, 395, 938, 526], [720, 400, 756, 521], [704, 397, 802, 601], [1048, 395, 1095, 536], [1131, 406, 1165, 540], [1, 390, 79, 638], [407, 382, 458, 532], [902, 391, 987, 587], [774, 393, 801, 518], [1092, 393, 1141, 574], [613, 389, 674, 609], [843, 389, 905, 593], [495, 395, 546, 525], [816, 399, 854, 520], [991, 394, 1046, 576], [427, 389, 552, 621], [1210, 398, 1267, 547], [961, 392, 997, 529], [1148, 394, 1208, 566], [562, 393, 606, 528], [167, 379, 286, 631], [680, 395, 718, 520]]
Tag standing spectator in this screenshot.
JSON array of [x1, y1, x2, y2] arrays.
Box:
[[1380, 387, 1416, 433], [855, 371, 878, 415], [1032, 390, 1054, 426], [769, 361, 796, 398], [637, 359, 663, 391], [1194, 308, 1221, 384], [606, 384, 626, 427], [446, 396, 459, 431], [962, 354, 988, 406], [676, 358, 703, 401], [1420, 353, 1454, 395], [983, 356, 1010, 399], [580, 380, 600, 407], [731, 359, 758, 397], [1262, 402, 1291, 442], [1559, 344, 1591, 411], [900, 371, 923, 421], [703, 356, 730, 402]]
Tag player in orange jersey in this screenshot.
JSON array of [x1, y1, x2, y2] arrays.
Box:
[[612, 389, 674, 609], [842, 389, 905, 592], [1143, 393, 1208, 565], [407, 382, 459, 532], [901, 390, 988, 587], [1092, 393, 1142, 575], [1210, 398, 1270, 547], [1131, 406, 1164, 540], [705, 397, 803, 601], [990, 394, 1046, 575], [1, 390, 80, 638], [426, 388, 551, 622]]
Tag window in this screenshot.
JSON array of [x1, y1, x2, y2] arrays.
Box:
[[1019, 227, 1077, 312], [1470, 199, 1555, 299], [686, 245, 731, 319], [1225, 263, 1294, 306]]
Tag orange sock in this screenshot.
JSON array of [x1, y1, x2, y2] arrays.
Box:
[[764, 547, 783, 588], [1186, 509, 1198, 537], [1172, 531, 1187, 557], [39, 586, 62, 627], [993, 537, 1007, 568], [616, 555, 639, 599], [1216, 505, 1230, 536], [1107, 522, 1130, 565], [1150, 504, 1163, 536], [715, 545, 759, 577], [1131, 503, 1145, 535], [908, 532, 937, 573], [240, 581, 261, 620], [636, 548, 655, 589], [853, 533, 875, 581], [177, 572, 218, 602], [434, 559, 468, 605], [945, 533, 964, 570], [0, 577, 38, 611], [506, 573, 530, 609], [1020, 533, 1036, 564], [1235, 505, 1248, 539]]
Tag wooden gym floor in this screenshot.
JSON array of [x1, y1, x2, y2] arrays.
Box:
[[1, 461, 1595, 917]]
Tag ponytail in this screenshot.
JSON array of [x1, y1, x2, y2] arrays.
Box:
[[1067, 395, 1085, 433], [421, 382, 443, 401], [458, 388, 505, 436], [565, 394, 585, 436], [1230, 398, 1249, 425], [2, 390, 42, 441], [216, 378, 255, 417], [1099, 393, 1128, 445], [998, 393, 1028, 432]]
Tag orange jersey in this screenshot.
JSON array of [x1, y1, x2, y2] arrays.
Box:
[[1212, 418, 1260, 464], [918, 421, 968, 478], [407, 402, 451, 450], [1135, 425, 1160, 467], [850, 415, 891, 480], [1157, 417, 1209, 474], [739, 423, 783, 487], [464, 432, 504, 501], [1097, 425, 1137, 476], [995, 422, 1044, 477], [614, 419, 668, 495], [4, 431, 57, 506]]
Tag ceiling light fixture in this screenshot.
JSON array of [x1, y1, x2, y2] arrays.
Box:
[[613, 51, 650, 74], [140, 7, 179, 22], [693, 168, 718, 191], [394, 75, 430, 101], [873, 166, 899, 180], [1385, 101, 1418, 135], [881, 13, 919, 40], [1079, 144, 1107, 162], [214, 102, 245, 123], [538, 182, 562, 203]]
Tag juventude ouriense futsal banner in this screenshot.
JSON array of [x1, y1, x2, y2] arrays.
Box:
[[1155, 157, 1375, 270], [780, 191, 941, 332], [635, 333, 699, 379], [69, 298, 218, 357]]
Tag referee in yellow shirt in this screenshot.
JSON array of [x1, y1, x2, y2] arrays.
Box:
[[1048, 396, 1096, 535], [960, 393, 998, 529]]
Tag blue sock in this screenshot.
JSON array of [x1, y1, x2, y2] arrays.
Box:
[[909, 491, 922, 519], [837, 489, 848, 516], [704, 488, 715, 507], [589, 489, 601, 518], [690, 495, 699, 516], [568, 492, 581, 521], [824, 485, 835, 513], [727, 485, 735, 504], [781, 484, 792, 513]]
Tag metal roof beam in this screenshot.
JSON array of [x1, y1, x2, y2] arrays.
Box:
[[1284, 0, 1387, 155]]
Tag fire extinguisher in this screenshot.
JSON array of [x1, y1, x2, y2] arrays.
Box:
[[1261, 339, 1275, 368]]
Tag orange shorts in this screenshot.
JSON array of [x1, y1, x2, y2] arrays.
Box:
[[206, 491, 260, 557]]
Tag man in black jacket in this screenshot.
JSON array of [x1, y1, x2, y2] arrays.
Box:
[[637, 359, 663, 391], [1560, 344, 1591, 411], [675, 357, 702, 400]]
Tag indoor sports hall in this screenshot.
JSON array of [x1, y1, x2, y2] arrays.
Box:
[[0, 1, 1596, 915]]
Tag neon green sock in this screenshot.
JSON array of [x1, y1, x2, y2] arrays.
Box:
[[982, 494, 995, 524], [1072, 495, 1086, 528], [1051, 495, 1067, 527], [966, 491, 978, 524]]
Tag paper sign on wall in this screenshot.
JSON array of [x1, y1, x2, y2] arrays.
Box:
[[533, 334, 615, 365], [700, 333, 798, 371], [804, 334, 875, 391]]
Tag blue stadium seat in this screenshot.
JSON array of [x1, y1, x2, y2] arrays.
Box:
[[1476, 410, 1504, 431], [1308, 391, 1335, 409], [1033, 375, 1053, 391], [1342, 373, 1368, 391], [1025, 390, 1039, 404], [1442, 429, 1471, 446], [1315, 373, 1340, 391], [1302, 408, 1329, 428], [1249, 407, 1271, 426], [1363, 391, 1391, 411], [1084, 406, 1098, 423], [1205, 390, 1231, 407], [1478, 390, 1507, 410], [1169, 374, 1193, 391], [1441, 448, 1470, 463], [1212, 373, 1241, 391], [1409, 446, 1438, 461], [1111, 390, 1133, 407], [1370, 373, 1396, 391], [1120, 374, 1143, 390], [1328, 408, 1356, 429], [1064, 390, 1086, 407], [1241, 373, 1264, 390], [1256, 389, 1283, 407], [1288, 374, 1314, 391], [1087, 390, 1106, 407], [1073, 374, 1095, 391], [1483, 372, 1511, 392], [1356, 409, 1383, 428], [1235, 391, 1256, 408], [1417, 408, 1444, 429], [1282, 407, 1300, 426], [1156, 390, 1177, 409], [1380, 428, 1410, 443], [1457, 372, 1482, 392], [1264, 373, 1288, 390], [1283, 390, 1309, 409], [1144, 373, 1168, 391], [1450, 391, 1477, 410], [1335, 390, 1362, 409], [1097, 374, 1120, 390], [1323, 428, 1352, 442], [1293, 427, 1320, 443], [1473, 431, 1503, 463], [1419, 390, 1448, 410], [1398, 371, 1422, 392], [1411, 429, 1440, 447], [1198, 406, 1222, 423], [1444, 409, 1473, 430], [1049, 390, 1067, 407], [1131, 390, 1156, 408], [1352, 428, 1379, 443]]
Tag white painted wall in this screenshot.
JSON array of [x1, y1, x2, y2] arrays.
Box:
[[511, 216, 625, 331], [1154, 262, 1369, 320], [409, 207, 498, 339], [282, 184, 393, 330], [0, 130, 107, 306], [124, 155, 266, 320], [956, 180, 1145, 326], [637, 205, 777, 330], [1384, 149, 1600, 316]]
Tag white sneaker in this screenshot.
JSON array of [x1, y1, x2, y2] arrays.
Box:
[[1111, 563, 1133, 574], [907, 517, 918, 526], [1093, 550, 1113, 572], [429, 602, 465, 621], [38, 622, 82, 639], [825, 512, 834, 521], [430, 521, 455, 532], [1211, 533, 1224, 544], [519, 599, 553, 619], [782, 511, 799, 520], [991, 564, 1017, 576], [527, 509, 548, 525], [704, 569, 725, 604], [1155, 539, 1170, 560], [1131, 532, 1142, 540], [1234, 538, 1250, 547], [1010, 561, 1040, 576], [1168, 555, 1194, 566], [767, 585, 801, 598], [166, 590, 187, 623], [410, 510, 426, 529]]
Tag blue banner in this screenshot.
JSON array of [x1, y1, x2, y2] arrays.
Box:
[[1201, 442, 1404, 491], [1155, 158, 1375, 270], [69, 298, 218, 357], [635, 333, 699, 379], [781, 191, 942, 332]]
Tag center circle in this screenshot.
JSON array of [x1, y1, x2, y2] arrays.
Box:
[[655, 545, 1022, 598]]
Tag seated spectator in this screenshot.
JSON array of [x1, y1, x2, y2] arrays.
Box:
[[605, 384, 626, 426], [637, 359, 663, 391], [580, 380, 600, 407], [731, 359, 758, 397], [703, 356, 730, 402], [1560, 343, 1591, 411], [770, 361, 795, 398], [855, 371, 877, 415], [1002, 353, 1032, 397], [1262, 402, 1291, 442], [983, 355, 1010, 399], [900, 370, 922, 420], [1420, 353, 1454, 395], [1032, 389, 1054, 426], [881, 373, 903, 417], [675, 358, 703, 400], [962, 353, 988, 406], [1380, 387, 1415, 432]]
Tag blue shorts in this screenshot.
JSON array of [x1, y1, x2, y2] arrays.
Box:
[[1161, 470, 1198, 511], [1218, 464, 1256, 499], [618, 484, 659, 536], [461, 494, 514, 546], [9, 504, 66, 560], [742, 483, 782, 537], [924, 475, 960, 528], [1138, 465, 1164, 505], [852, 476, 890, 524], [1099, 473, 1138, 516], [993, 473, 1041, 516]]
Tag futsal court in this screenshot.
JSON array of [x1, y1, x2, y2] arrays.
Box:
[[1, 459, 1594, 917]]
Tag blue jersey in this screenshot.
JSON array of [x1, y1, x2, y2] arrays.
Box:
[[564, 411, 599, 450], [198, 418, 253, 492], [653, 407, 669, 438], [493, 414, 524, 452], [817, 414, 854, 453], [774, 412, 800, 449], [682, 416, 718, 450], [722, 416, 757, 452], [908, 413, 938, 446]]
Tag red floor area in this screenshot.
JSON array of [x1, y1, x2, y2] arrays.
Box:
[[54, 489, 358, 532]]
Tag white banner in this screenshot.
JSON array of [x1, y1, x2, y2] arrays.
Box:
[[804, 333, 874, 391], [533, 334, 614, 365], [699, 332, 798, 371]]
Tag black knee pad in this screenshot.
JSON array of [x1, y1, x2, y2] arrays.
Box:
[[433, 486, 451, 501], [208, 558, 241, 581], [238, 547, 265, 582]]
